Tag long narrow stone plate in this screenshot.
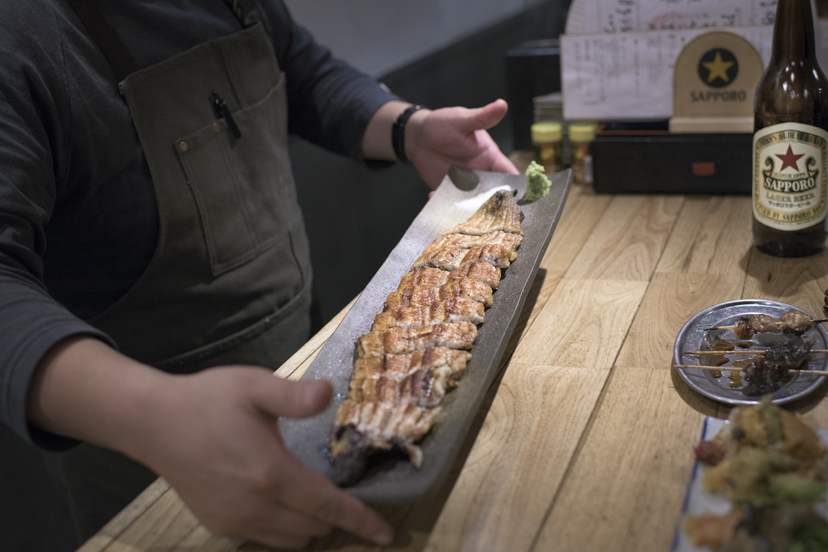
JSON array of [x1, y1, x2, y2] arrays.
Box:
[[280, 167, 572, 503]]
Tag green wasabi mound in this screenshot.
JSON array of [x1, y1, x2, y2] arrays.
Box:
[[524, 161, 551, 203]]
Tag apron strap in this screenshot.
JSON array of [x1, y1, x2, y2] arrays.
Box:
[[66, 0, 256, 82]]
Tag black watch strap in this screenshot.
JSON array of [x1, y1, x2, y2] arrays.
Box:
[[392, 104, 425, 163]]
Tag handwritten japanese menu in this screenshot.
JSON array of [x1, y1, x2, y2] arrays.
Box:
[[558, 0, 821, 120], [561, 25, 774, 120], [565, 0, 778, 34]]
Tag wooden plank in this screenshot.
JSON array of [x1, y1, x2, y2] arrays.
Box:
[[538, 187, 612, 274], [565, 195, 684, 281], [77, 478, 171, 552], [741, 250, 828, 318], [655, 196, 753, 277], [97, 488, 201, 552], [511, 278, 649, 368], [421, 364, 609, 552], [533, 272, 745, 552], [615, 272, 746, 370], [534, 363, 705, 552]]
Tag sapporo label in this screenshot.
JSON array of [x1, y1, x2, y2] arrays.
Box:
[[753, 122, 828, 231]]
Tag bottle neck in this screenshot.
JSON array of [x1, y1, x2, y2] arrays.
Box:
[[771, 0, 817, 63]]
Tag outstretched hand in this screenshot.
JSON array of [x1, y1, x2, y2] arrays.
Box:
[[128, 368, 394, 549], [27, 338, 392, 550], [406, 99, 520, 189]]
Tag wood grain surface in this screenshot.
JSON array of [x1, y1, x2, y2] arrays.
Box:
[[76, 183, 828, 552]]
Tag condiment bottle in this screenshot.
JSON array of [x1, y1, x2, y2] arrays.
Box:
[[752, 0, 828, 257], [531, 122, 563, 173], [569, 122, 596, 185]]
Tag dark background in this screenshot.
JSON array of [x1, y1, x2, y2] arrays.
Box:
[[1, 2, 570, 550]]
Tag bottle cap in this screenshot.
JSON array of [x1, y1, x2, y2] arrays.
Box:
[[569, 123, 597, 143], [531, 122, 562, 143]]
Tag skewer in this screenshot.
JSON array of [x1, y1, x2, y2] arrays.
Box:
[[674, 364, 828, 376], [684, 349, 828, 356], [706, 321, 828, 331]]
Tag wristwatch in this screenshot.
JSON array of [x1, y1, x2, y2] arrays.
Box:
[[392, 104, 425, 164]]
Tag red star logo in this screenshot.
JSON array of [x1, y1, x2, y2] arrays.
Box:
[[775, 145, 805, 171]]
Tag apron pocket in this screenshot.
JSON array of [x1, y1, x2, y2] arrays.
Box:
[[174, 72, 296, 276]]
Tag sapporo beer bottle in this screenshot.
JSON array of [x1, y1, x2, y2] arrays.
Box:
[[753, 0, 828, 256]]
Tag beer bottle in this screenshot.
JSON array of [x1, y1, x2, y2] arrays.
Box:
[[753, 0, 828, 257]]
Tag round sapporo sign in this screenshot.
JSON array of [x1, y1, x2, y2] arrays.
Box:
[[697, 48, 739, 88]]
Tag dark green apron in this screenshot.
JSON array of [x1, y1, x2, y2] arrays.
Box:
[[43, 2, 313, 543]]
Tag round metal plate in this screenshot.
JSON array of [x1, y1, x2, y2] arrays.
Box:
[[673, 300, 828, 405]]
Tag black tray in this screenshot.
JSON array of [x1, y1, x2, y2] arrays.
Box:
[[279, 167, 572, 503]]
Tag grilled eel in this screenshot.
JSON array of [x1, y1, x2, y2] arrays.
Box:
[[372, 298, 485, 332], [331, 348, 471, 484], [386, 279, 494, 310], [357, 322, 478, 358], [398, 263, 502, 291], [421, 230, 523, 257], [442, 190, 523, 236], [411, 244, 517, 271], [330, 189, 524, 486]]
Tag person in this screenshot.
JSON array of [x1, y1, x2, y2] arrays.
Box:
[[0, 0, 519, 549]]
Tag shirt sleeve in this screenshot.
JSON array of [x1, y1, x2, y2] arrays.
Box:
[[260, 0, 402, 160], [0, 5, 115, 449]]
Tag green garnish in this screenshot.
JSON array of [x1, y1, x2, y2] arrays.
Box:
[[524, 161, 551, 203]]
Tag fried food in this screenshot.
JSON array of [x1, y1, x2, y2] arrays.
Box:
[[683, 400, 828, 551]]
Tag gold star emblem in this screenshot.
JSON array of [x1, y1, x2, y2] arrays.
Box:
[[702, 51, 735, 84]]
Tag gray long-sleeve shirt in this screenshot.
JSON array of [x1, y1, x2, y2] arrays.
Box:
[[0, 0, 397, 447]]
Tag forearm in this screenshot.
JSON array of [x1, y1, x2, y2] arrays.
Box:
[[26, 336, 168, 458], [360, 100, 429, 161]]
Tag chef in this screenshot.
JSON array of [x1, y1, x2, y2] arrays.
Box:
[[0, 0, 518, 549]]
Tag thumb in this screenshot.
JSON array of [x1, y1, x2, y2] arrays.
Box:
[[456, 99, 509, 133], [250, 376, 333, 419]]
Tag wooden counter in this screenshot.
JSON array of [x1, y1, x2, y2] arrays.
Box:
[[77, 182, 828, 552]]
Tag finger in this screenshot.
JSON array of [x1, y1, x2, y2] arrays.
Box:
[[456, 99, 509, 133], [279, 455, 393, 545], [489, 150, 520, 175], [250, 377, 333, 419]]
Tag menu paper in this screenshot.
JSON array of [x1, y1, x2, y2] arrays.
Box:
[[565, 0, 778, 35], [561, 26, 773, 120]]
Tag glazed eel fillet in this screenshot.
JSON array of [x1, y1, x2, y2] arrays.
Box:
[[398, 263, 502, 291], [412, 243, 517, 271], [386, 279, 494, 310], [372, 298, 485, 332], [330, 191, 523, 486]]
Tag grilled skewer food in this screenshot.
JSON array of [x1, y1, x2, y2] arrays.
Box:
[[706, 310, 828, 340], [679, 342, 820, 394], [330, 191, 523, 486]]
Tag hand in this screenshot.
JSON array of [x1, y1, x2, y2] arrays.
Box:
[[130, 367, 394, 549], [26, 338, 393, 550], [405, 99, 520, 189]]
